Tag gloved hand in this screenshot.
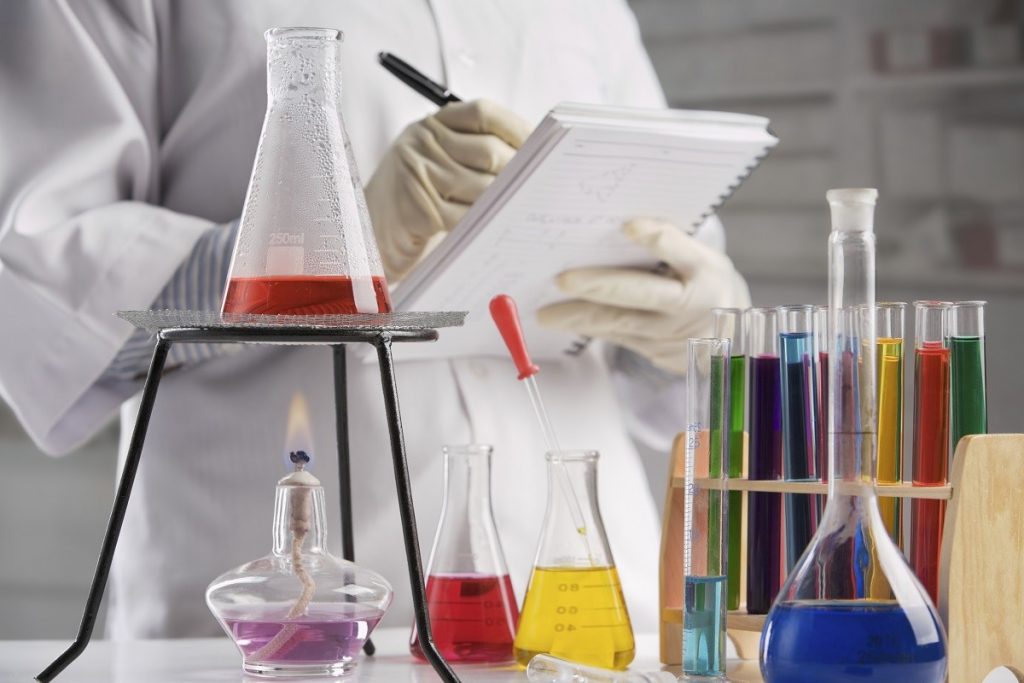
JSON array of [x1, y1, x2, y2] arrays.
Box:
[[537, 218, 751, 374], [365, 99, 532, 282]]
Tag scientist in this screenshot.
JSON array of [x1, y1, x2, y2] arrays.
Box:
[[0, 1, 749, 637]]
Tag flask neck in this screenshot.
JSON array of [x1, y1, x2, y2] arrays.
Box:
[[265, 28, 342, 105], [440, 446, 495, 522], [428, 445, 508, 576], [272, 483, 327, 556], [827, 193, 877, 492], [536, 451, 613, 568]]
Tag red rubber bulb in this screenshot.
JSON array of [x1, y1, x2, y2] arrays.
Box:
[[489, 294, 540, 380]]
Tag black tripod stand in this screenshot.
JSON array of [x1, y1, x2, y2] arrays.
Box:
[[36, 310, 466, 683]]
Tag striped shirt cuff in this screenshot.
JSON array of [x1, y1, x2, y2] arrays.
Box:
[[103, 221, 238, 382]]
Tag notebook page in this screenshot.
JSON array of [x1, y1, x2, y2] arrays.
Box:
[[392, 122, 774, 362]]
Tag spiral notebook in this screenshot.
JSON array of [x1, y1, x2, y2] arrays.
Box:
[[390, 102, 778, 362]]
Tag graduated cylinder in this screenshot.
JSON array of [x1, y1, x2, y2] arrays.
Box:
[[681, 338, 731, 681]]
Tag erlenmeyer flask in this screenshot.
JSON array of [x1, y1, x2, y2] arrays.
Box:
[[514, 451, 634, 670], [410, 445, 519, 663], [760, 189, 947, 683], [222, 28, 391, 315]]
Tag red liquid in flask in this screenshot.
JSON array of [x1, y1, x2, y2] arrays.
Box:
[[410, 573, 519, 663], [223, 275, 392, 315]]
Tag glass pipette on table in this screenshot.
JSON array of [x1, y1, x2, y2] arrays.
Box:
[[489, 295, 591, 543]]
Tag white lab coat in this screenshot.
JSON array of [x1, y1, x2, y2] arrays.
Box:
[[0, 0, 721, 637]]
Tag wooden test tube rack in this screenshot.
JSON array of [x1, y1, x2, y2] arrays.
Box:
[[659, 433, 1024, 683]]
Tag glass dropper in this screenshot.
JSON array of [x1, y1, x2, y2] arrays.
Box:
[[489, 295, 592, 546]]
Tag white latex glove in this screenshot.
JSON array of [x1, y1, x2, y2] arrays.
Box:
[[365, 99, 532, 281], [537, 218, 752, 374]]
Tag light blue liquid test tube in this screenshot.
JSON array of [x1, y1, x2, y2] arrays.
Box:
[[682, 338, 731, 681]]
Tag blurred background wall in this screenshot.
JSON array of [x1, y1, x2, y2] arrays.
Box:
[[2, 0, 1022, 638]]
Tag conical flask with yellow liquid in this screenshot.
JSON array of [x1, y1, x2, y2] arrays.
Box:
[[513, 450, 635, 670]]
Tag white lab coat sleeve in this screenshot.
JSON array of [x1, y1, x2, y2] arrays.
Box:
[[104, 221, 238, 382], [0, 1, 215, 455]]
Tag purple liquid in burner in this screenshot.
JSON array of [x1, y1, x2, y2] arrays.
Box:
[[225, 604, 383, 665]]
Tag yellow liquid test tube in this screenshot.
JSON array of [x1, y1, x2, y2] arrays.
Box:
[[876, 302, 906, 548], [513, 566, 634, 670]]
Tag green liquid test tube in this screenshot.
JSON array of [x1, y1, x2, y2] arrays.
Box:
[[950, 301, 987, 452], [712, 308, 745, 612]]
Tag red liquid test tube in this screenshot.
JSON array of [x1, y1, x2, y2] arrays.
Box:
[[910, 301, 951, 603]]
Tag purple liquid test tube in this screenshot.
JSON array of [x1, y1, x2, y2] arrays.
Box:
[[745, 307, 784, 615]]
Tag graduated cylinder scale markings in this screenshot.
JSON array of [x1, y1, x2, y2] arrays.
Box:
[[514, 566, 634, 670]]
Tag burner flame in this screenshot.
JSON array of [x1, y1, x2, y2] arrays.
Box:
[[284, 392, 314, 469]]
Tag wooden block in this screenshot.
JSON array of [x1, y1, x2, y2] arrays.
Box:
[[940, 434, 1024, 683], [660, 435, 686, 665]]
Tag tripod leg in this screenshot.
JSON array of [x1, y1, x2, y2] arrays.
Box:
[[37, 340, 171, 682], [374, 338, 459, 682], [332, 345, 374, 656]]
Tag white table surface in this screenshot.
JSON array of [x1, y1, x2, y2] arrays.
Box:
[[1, 629, 765, 683]]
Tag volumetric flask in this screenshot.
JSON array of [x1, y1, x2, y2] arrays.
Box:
[[514, 451, 635, 670], [410, 445, 519, 663], [681, 338, 731, 681], [222, 28, 391, 315], [760, 189, 947, 683]]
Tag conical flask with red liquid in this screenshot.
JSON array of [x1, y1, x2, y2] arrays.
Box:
[[410, 445, 520, 663], [222, 27, 391, 315]]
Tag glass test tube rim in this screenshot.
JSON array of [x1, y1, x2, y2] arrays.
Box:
[[444, 444, 494, 458], [265, 27, 343, 42], [711, 307, 747, 355], [914, 301, 951, 347], [545, 450, 599, 463], [877, 302, 906, 338], [777, 304, 815, 333], [746, 307, 780, 357], [949, 300, 986, 338]]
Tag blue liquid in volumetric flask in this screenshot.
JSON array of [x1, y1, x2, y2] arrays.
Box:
[[683, 575, 726, 677], [761, 601, 946, 683]]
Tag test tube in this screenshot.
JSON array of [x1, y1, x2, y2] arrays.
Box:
[[813, 305, 830, 485], [744, 308, 783, 615], [910, 301, 951, 603], [527, 654, 676, 683], [876, 302, 906, 546], [711, 307, 745, 612], [776, 305, 819, 571], [682, 338, 730, 680], [949, 301, 987, 452]]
